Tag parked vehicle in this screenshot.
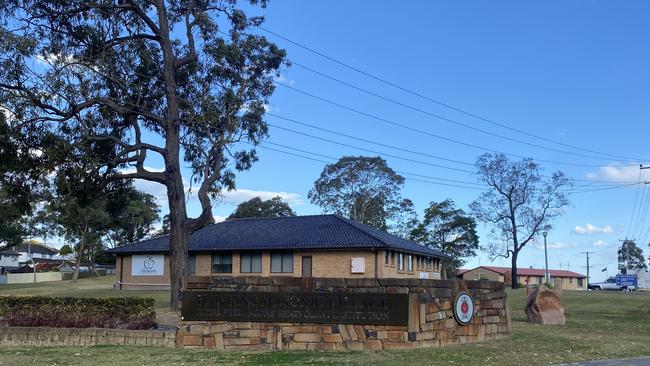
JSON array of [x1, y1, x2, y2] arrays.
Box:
[[588, 277, 635, 291]]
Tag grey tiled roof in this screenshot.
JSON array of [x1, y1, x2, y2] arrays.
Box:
[[107, 214, 450, 259]]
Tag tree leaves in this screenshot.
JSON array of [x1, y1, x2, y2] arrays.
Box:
[[227, 196, 295, 219], [308, 156, 407, 231]]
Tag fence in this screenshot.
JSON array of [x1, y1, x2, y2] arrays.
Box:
[[2, 272, 62, 284]]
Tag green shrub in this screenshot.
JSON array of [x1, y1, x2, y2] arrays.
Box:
[[0, 296, 156, 329]]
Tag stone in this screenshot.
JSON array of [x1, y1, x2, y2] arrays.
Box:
[[344, 340, 364, 351], [322, 333, 343, 343], [388, 331, 406, 342], [524, 285, 566, 325], [308, 342, 337, 350], [364, 339, 383, 350], [293, 333, 322, 343]]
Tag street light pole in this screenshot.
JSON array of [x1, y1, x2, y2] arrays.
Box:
[[543, 231, 549, 285]]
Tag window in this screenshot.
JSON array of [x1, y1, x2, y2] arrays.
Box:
[[384, 250, 389, 264], [407, 255, 413, 271], [271, 251, 293, 273], [211, 253, 232, 273], [391, 251, 395, 265], [569, 277, 573, 284], [398, 253, 404, 271], [240, 252, 262, 273], [578, 278, 584, 287], [189, 255, 196, 274]]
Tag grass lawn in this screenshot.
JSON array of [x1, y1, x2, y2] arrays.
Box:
[[1, 277, 650, 365]]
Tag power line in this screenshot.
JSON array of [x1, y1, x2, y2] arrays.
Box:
[[626, 169, 644, 238], [267, 113, 473, 167], [275, 81, 639, 168], [632, 185, 650, 240], [13, 53, 642, 192], [269, 122, 476, 174], [290, 62, 643, 164], [260, 26, 648, 162], [267, 112, 636, 185], [259, 140, 486, 188], [32, 52, 644, 176], [254, 142, 487, 191]]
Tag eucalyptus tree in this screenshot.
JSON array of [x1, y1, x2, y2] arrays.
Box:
[[0, 1, 286, 308], [618, 239, 647, 273], [470, 153, 570, 289], [410, 199, 479, 276], [228, 196, 295, 219], [309, 156, 408, 231]]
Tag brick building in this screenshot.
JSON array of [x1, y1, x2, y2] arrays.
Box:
[[109, 215, 450, 290], [458, 266, 587, 290]]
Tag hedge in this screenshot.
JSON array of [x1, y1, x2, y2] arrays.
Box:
[[0, 296, 156, 329]]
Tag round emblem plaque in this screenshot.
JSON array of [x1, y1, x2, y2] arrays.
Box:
[[453, 291, 474, 326]]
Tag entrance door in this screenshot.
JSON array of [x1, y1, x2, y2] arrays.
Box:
[[301, 256, 312, 278]]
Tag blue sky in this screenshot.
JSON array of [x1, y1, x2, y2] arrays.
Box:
[[102, 2, 650, 281]]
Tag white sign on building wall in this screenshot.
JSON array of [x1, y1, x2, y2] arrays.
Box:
[[350, 258, 365, 273], [131, 254, 164, 276]]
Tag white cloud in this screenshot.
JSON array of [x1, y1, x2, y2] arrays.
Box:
[[119, 166, 169, 206], [35, 53, 77, 67], [213, 216, 226, 223], [574, 224, 613, 235], [220, 189, 303, 206], [593, 240, 606, 247], [536, 241, 577, 249], [586, 165, 649, 183]]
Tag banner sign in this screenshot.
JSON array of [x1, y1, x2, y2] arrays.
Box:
[[181, 291, 408, 325], [131, 254, 164, 276], [616, 274, 637, 287]]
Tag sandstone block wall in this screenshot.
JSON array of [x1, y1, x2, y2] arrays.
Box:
[[177, 276, 511, 351], [0, 327, 177, 347]]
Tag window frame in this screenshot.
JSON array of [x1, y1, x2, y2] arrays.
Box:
[[211, 252, 233, 273], [240, 251, 262, 273], [271, 251, 294, 273]]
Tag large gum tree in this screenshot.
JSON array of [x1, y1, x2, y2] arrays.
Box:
[[0, 1, 286, 309]]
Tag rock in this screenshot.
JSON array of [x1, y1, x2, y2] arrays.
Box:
[[524, 285, 566, 325]]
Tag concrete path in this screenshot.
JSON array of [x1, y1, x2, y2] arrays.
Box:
[[555, 357, 650, 366]]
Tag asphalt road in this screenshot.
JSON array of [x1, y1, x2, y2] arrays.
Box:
[[556, 357, 650, 366]]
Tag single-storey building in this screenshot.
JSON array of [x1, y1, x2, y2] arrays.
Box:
[[458, 266, 587, 290], [108, 214, 450, 290]]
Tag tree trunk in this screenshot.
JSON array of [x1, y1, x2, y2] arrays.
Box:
[[167, 188, 189, 310], [510, 251, 518, 289], [72, 231, 86, 283]]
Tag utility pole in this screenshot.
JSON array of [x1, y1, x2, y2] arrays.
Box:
[[581, 251, 594, 285], [542, 231, 549, 285]]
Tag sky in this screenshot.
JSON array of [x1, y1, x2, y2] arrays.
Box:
[[47, 1, 650, 282]]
